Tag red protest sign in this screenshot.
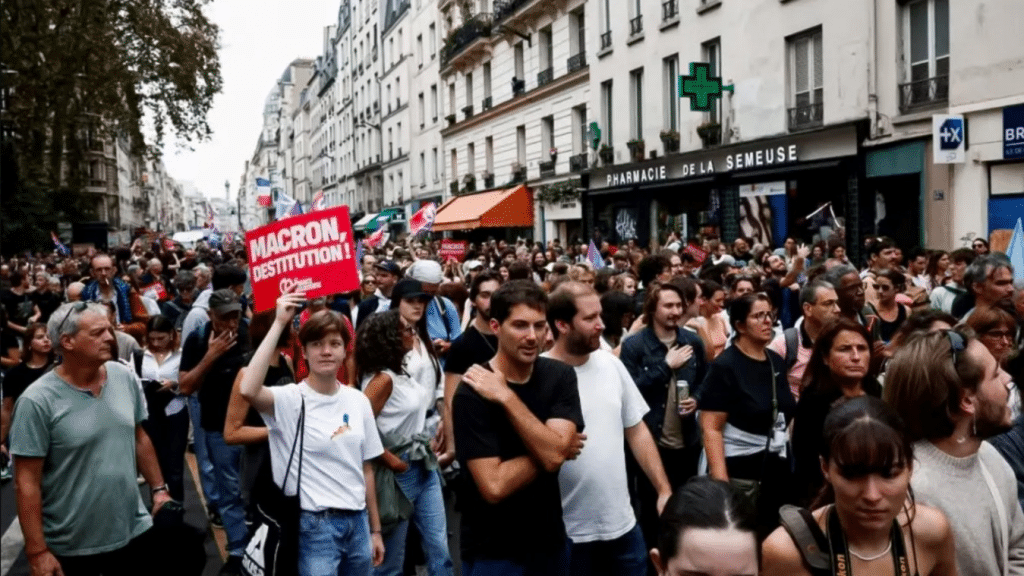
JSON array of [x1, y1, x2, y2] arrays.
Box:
[[140, 282, 168, 302], [245, 206, 360, 312], [438, 239, 468, 262]]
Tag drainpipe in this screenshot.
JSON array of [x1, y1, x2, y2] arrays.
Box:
[[867, 0, 880, 139]]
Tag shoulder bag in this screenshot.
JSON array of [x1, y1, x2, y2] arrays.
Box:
[[729, 358, 779, 509], [242, 397, 305, 576]]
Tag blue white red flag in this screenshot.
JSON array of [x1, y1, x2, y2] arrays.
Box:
[[311, 189, 326, 212], [587, 240, 605, 269], [256, 178, 272, 207], [51, 231, 70, 256], [409, 203, 437, 236]]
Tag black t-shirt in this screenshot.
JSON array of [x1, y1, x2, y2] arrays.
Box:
[[180, 322, 250, 431], [2, 362, 52, 405], [453, 356, 585, 561], [1, 289, 33, 327], [696, 346, 796, 437], [444, 325, 498, 375], [32, 291, 61, 324]]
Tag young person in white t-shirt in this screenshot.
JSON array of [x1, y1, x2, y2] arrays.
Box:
[[240, 290, 385, 575]]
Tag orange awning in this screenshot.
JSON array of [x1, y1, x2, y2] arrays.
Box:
[[432, 185, 534, 232]]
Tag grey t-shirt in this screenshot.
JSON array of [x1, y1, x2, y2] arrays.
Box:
[[9, 361, 152, 556]]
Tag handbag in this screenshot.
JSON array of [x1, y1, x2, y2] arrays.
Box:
[[728, 361, 779, 509], [242, 398, 305, 576]]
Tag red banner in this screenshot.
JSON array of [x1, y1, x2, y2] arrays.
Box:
[[245, 206, 360, 312], [438, 239, 468, 262]]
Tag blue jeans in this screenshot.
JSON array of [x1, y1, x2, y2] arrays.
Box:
[[375, 460, 453, 576], [187, 395, 220, 508], [463, 538, 571, 576], [568, 524, 647, 576], [299, 509, 373, 576], [204, 430, 247, 556]]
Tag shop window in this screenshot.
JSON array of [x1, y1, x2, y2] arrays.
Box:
[[787, 27, 823, 131]]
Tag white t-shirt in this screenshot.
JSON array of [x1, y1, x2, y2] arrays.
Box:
[[362, 368, 431, 439], [405, 342, 443, 436], [545, 350, 649, 542], [263, 382, 384, 512]]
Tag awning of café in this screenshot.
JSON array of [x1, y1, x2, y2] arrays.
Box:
[[431, 185, 533, 232]]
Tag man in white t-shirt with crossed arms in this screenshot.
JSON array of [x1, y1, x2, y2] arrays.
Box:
[[544, 282, 672, 575]]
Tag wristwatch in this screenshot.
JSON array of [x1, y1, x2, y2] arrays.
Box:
[[151, 484, 169, 496]]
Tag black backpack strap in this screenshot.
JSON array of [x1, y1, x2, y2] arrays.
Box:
[[784, 327, 799, 371], [132, 348, 144, 379], [779, 505, 831, 573]]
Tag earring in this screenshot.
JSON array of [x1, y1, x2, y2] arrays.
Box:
[[973, 413, 978, 437]]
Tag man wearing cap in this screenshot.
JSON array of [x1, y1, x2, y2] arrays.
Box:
[[354, 259, 401, 329], [407, 259, 462, 358], [179, 288, 251, 575]]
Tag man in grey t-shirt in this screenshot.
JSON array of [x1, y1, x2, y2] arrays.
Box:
[[10, 302, 171, 575]]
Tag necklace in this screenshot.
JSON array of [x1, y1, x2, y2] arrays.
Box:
[[848, 539, 892, 562]]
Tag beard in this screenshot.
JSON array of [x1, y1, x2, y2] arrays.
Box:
[[565, 330, 598, 355], [975, 394, 1014, 439]]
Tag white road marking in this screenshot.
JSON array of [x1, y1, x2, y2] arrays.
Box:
[[0, 518, 24, 576]]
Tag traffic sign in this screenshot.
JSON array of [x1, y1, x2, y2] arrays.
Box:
[[932, 114, 966, 164]]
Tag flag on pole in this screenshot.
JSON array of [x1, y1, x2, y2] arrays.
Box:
[[1007, 218, 1024, 282], [355, 236, 365, 268], [256, 178, 272, 207], [409, 203, 437, 236], [275, 191, 299, 220], [364, 226, 389, 249], [587, 240, 605, 269], [288, 202, 303, 217], [51, 231, 70, 256], [311, 189, 326, 212]]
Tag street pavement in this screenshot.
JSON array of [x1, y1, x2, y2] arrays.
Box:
[[0, 453, 225, 576]]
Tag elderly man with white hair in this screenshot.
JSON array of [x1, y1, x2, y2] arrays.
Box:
[[10, 301, 170, 575]]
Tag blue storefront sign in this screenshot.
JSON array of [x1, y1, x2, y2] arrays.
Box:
[[1005, 104, 1024, 160]]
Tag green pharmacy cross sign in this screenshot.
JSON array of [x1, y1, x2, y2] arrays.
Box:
[[679, 62, 733, 112]]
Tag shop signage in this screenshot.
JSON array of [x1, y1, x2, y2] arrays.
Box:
[[739, 181, 786, 197], [245, 206, 359, 312], [933, 114, 966, 164], [604, 144, 799, 188], [1004, 104, 1024, 160]]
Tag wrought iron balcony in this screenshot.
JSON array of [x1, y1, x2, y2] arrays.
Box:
[[569, 153, 588, 172], [567, 53, 587, 74], [511, 77, 526, 96], [440, 14, 492, 69], [539, 160, 555, 177], [899, 76, 948, 113], [537, 67, 554, 87], [510, 166, 526, 183], [787, 102, 824, 131], [662, 0, 678, 21], [482, 96, 493, 110], [463, 105, 474, 119], [483, 174, 495, 188], [629, 16, 643, 36], [494, 0, 541, 25], [449, 181, 460, 195], [600, 31, 612, 50]]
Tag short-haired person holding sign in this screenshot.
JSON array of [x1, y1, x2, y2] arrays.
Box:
[[240, 289, 385, 575]]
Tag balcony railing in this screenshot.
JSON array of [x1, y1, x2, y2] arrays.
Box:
[[629, 16, 643, 36], [449, 181, 460, 195], [569, 153, 588, 172], [600, 31, 612, 50], [510, 166, 526, 183], [512, 77, 526, 96], [537, 67, 554, 87], [482, 96, 493, 110], [539, 160, 555, 177], [462, 105, 474, 119], [662, 0, 678, 21], [567, 52, 587, 73], [483, 174, 495, 188], [898, 76, 948, 113], [441, 13, 492, 67], [494, 0, 535, 23], [787, 102, 824, 131]]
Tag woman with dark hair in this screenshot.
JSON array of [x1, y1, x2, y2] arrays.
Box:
[[790, 317, 882, 507], [691, 280, 728, 360], [973, 237, 991, 256], [650, 476, 759, 576], [241, 292, 385, 574], [390, 279, 444, 440], [926, 251, 950, 290], [532, 250, 549, 284], [870, 268, 911, 344], [1, 322, 54, 466], [697, 293, 796, 540], [763, 396, 957, 576], [599, 290, 636, 355], [593, 267, 617, 295], [223, 309, 295, 507], [358, 309, 453, 576]]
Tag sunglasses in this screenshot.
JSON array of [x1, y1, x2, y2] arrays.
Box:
[[946, 330, 966, 371], [57, 301, 89, 335]]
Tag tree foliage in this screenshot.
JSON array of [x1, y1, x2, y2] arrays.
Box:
[[0, 0, 222, 255]]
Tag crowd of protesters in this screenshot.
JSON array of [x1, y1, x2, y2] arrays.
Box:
[[0, 227, 1022, 576]]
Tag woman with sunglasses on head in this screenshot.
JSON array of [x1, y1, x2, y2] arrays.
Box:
[[357, 307, 453, 576], [884, 329, 1020, 576], [790, 318, 882, 507], [697, 293, 797, 540], [763, 396, 957, 576], [241, 291, 386, 575]]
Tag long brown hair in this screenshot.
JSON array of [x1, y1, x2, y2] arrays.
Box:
[[801, 317, 881, 399], [22, 322, 55, 365]]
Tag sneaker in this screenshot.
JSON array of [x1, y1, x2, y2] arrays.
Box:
[[207, 506, 224, 528], [0, 463, 11, 482], [218, 555, 243, 576]]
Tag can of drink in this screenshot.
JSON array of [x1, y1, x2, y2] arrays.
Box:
[[677, 380, 690, 403]]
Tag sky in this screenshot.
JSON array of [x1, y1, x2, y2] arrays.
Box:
[[161, 0, 339, 202]]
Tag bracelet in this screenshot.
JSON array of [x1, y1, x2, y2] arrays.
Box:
[[371, 529, 381, 534], [151, 484, 169, 495]]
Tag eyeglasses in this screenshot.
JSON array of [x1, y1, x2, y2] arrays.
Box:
[[749, 311, 776, 323], [946, 330, 966, 371], [56, 301, 88, 335], [982, 330, 1014, 342]]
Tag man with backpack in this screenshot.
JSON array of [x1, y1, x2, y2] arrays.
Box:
[[406, 259, 462, 359], [767, 281, 841, 401]]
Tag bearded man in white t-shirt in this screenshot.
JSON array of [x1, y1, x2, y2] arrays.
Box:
[[544, 282, 672, 575]]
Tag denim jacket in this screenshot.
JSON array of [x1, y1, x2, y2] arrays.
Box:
[[620, 327, 709, 447]]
